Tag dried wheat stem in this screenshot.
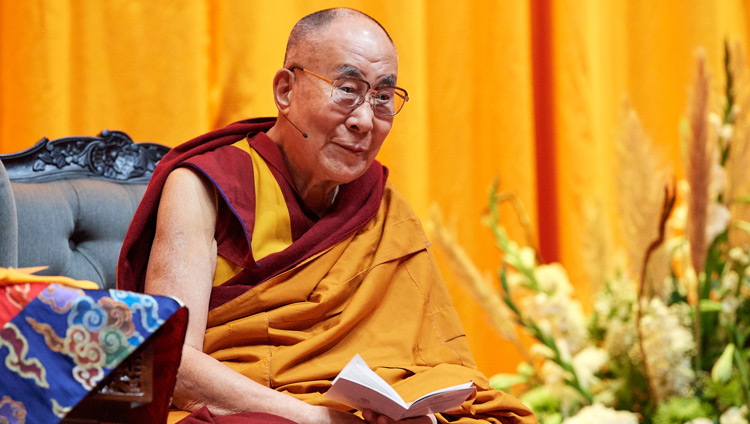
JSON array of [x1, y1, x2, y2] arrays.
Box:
[[688, 48, 711, 277], [687, 48, 712, 372], [636, 184, 677, 405]]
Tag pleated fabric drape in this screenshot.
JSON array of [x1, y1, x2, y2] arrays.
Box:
[[2, 0, 749, 376]]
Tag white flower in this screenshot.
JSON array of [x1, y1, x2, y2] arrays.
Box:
[[720, 406, 748, 424], [728, 247, 750, 265], [604, 318, 636, 359], [518, 264, 588, 354], [529, 342, 555, 360], [597, 277, 638, 359], [505, 270, 526, 291], [538, 359, 569, 391], [562, 403, 639, 424], [638, 299, 696, 402], [505, 241, 532, 273], [709, 112, 734, 150], [572, 347, 609, 390], [720, 123, 734, 141], [722, 270, 740, 293], [722, 295, 741, 319], [534, 263, 573, 295], [520, 288, 588, 354], [706, 203, 731, 245], [519, 246, 536, 270], [710, 162, 727, 199], [687, 419, 714, 424], [709, 112, 723, 130]]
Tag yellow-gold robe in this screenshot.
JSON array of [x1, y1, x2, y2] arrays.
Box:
[[174, 184, 535, 423]]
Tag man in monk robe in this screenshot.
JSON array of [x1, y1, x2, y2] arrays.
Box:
[[117, 7, 536, 424]]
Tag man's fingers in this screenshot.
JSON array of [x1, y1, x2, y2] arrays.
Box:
[[362, 409, 381, 424], [360, 411, 433, 424]]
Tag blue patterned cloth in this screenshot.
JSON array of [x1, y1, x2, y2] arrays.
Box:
[[0, 284, 183, 424]]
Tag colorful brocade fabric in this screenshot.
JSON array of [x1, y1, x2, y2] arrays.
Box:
[[0, 283, 185, 424]]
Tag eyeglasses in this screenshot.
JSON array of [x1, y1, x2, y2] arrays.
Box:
[[290, 66, 409, 116]]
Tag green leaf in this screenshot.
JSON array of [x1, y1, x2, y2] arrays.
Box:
[[699, 299, 723, 313], [652, 397, 715, 424], [734, 219, 750, 234], [704, 375, 744, 408], [702, 231, 728, 300], [517, 362, 535, 378], [489, 373, 527, 391], [519, 386, 561, 415], [711, 343, 735, 383], [543, 413, 563, 424]]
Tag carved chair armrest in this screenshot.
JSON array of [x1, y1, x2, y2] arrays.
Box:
[[61, 344, 153, 423]]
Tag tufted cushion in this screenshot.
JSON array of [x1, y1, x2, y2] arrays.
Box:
[[12, 179, 147, 289]]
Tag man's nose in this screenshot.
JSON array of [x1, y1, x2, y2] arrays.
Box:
[[346, 96, 375, 133]]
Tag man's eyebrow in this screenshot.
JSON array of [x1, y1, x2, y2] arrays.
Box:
[[336, 64, 397, 86], [379, 75, 397, 86], [336, 64, 364, 78]]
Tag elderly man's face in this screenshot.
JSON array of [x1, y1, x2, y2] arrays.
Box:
[[286, 17, 398, 188]]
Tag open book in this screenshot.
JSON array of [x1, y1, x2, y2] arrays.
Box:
[[324, 354, 475, 421]]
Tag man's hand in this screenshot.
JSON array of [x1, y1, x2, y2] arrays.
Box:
[[309, 406, 367, 424], [362, 410, 436, 424]]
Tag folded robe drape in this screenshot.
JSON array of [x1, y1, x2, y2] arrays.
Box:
[[191, 184, 535, 423]]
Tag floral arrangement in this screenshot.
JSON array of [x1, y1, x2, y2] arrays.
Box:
[[428, 43, 750, 424]]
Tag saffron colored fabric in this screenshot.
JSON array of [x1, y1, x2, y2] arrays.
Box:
[[189, 183, 536, 423]]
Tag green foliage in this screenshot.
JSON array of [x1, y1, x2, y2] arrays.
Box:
[[519, 386, 565, 424], [586, 309, 607, 343], [489, 373, 527, 392], [607, 355, 652, 419], [703, 374, 745, 410], [652, 397, 715, 424]]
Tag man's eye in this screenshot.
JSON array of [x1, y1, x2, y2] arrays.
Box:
[[336, 81, 362, 94], [375, 92, 392, 102]]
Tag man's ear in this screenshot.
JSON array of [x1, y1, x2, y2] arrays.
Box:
[[273, 68, 295, 113]]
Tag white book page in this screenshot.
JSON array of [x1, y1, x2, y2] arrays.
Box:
[[410, 381, 476, 403], [325, 377, 408, 420], [324, 354, 475, 421], [401, 382, 476, 419], [330, 354, 405, 405]]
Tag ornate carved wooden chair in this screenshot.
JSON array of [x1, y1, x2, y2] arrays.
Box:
[[0, 131, 179, 423], [0, 130, 168, 287]]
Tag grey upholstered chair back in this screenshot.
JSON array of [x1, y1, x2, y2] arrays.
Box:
[[0, 159, 18, 267], [0, 130, 168, 289]]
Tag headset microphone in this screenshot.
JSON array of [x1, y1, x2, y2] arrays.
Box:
[[281, 113, 308, 138]]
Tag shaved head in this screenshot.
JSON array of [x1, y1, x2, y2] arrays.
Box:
[[283, 8, 395, 68]]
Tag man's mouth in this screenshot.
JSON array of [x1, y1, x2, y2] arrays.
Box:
[[336, 143, 367, 154]]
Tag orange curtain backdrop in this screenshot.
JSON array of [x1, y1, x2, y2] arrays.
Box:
[[545, 0, 750, 312], [1, 1, 750, 379]]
